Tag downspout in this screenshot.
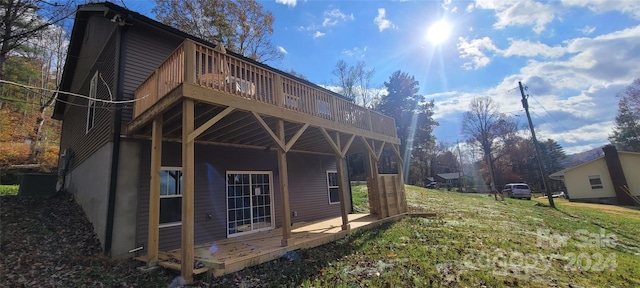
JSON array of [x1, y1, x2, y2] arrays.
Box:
[[105, 22, 129, 256]]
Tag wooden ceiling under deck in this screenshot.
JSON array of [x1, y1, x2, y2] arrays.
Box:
[[131, 99, 394, 156]]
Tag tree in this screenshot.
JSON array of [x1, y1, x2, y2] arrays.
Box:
[[0, 0, 74, 82], [153, 0, 282, 63], [609, 79, 640, 152], [375, 70, 438, 185], [462, 96, 516, 193], [287, 69, 307, 80], [331, 60, 376, 107], [332, 60, 355, 101]]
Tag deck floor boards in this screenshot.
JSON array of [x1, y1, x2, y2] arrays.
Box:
[[149, 213, 404, 276]]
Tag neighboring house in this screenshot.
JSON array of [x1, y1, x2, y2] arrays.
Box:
[[434, 172, 469, 187], [52, 2, 404, 282], [549, 146, 639, 205]]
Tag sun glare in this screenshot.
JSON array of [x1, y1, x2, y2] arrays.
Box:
[[427, 20, 451, 45]]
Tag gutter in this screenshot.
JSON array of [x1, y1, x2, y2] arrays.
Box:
[[104, 21, 129, 255]]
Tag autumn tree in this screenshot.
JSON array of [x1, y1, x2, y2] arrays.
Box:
[[462, 96, 517, 193], [0, 0, 74, 82], [375, 70, 438, 185], [609, 79, 640, 152], [153, 0, 282, 63]]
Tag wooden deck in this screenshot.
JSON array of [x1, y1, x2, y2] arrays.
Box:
[[149, 213, 405, 276]]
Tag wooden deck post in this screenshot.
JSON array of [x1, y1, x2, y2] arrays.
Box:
[[336, 155, 350, 231], [181, 99, 195, 283], [393, 144, 406, 213], [366, 150, 380, 217], [147, 116, 162, 265], [276, 119, 292, 246], [183, 40, 196, 84]]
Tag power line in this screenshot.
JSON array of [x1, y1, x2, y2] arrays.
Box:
[[528, 94, 572, 133], [0, 79, 147, 104]]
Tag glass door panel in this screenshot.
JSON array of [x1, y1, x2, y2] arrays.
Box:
[[227, 172, 273, 236]]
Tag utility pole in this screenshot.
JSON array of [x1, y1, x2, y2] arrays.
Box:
[[519, 81, 555, 208], [456, 140, 465, 192]]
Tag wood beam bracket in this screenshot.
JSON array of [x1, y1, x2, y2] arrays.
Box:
[[252, 111, 286, 151], [284, 123, 309, 152], [320, 128, 355, 158], [188, 106, 235, 143]]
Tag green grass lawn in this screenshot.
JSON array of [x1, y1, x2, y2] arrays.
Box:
[[0, 185, 18, 196], [242, 185, 640, 287]]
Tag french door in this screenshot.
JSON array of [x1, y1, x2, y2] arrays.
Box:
[[226, 171, 274, 237]]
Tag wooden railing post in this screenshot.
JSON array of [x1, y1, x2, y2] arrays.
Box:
[[183, 40, 196, 84], [366, 110, 373, 132], [274, 74, 284, 107]]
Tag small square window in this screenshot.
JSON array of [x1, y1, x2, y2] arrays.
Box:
[[588, 175, 603, 190]]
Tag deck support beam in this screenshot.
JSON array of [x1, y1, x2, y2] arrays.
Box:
[[181, 99, 195, 283], [393, 144, 406, 212], [147, 116, 162, 265], [365, 140, 381, 218], [276, 119, 293, 246]]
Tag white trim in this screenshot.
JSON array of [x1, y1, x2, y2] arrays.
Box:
[[159, 167, 182, 226], [327, 170, 340, 205], [85, 71, 98, 134], [225, 171, 275, 238]]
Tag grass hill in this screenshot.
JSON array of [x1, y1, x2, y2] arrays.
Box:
[[1, 185, 639, 287]]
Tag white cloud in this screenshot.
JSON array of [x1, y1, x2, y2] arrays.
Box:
[[457, 38, 565, 70], [500, 39, 566, 58], [457, 36, 498, 70], [374, 8, 397, 32], [275, 0, 297, 7], [342, 46, 368, 58], [442, 25, 640, 153], [466, 3, 475, 12], [578, 25, 596, 35], [562, 0, 640, 19], [313, 31, 325, 38], [451, 6, 458, 13], [442, 0, 452, 10], [475, 0, 556, 34], [278, 46, 288, 54], [322, 8, 354, 27]]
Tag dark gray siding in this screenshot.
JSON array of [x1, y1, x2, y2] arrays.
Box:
[[288, 153, 341, 222], [60, 27, 117, 170], [121, 24, 184, 124], [136, 143, 339, 251]]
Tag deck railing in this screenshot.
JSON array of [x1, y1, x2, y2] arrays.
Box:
[[133, 40, 397, 138]]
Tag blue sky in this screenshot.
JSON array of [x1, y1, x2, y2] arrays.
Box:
[[124, 0, 640, 154]]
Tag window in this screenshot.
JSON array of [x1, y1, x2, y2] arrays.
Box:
[[588, 175, 603, 190], [160, 167, 182, 227], [327, 171, 340, 204], [86, 71, 98, 133]]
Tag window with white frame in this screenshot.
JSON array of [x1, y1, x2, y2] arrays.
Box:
[[588, 175, 603, 190], [327, 171, 340, 204], [86, 71, 98, 133], [160, 167, 182, 227]]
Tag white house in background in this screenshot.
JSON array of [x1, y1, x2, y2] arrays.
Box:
[[550, 146, 640, 205]]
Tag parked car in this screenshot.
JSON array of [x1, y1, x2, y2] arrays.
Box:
[[502, 183, 532, 200], [426, 181, 438, 189]]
